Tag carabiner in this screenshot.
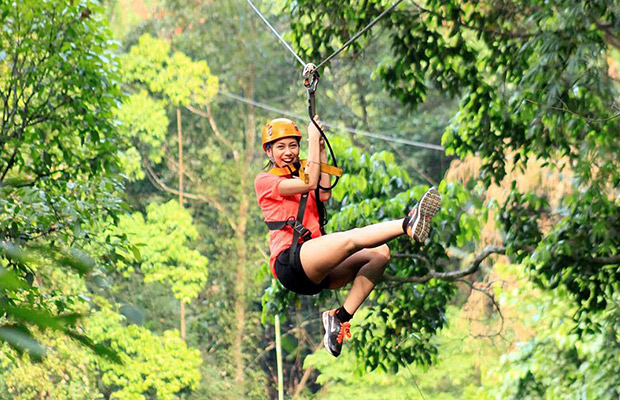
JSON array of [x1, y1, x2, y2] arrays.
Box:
[[303, 63, 319, 93]]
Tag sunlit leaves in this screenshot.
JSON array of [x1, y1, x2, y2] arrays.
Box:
[[151, 52, 219, 107], [120, 33, 219, 106], [89, 305, 202, 400], [111, 200, 209, 303], [0, 302, 202, 400], [117, 33, 219, 179]]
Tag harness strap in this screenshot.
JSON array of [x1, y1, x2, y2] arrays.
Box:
[[265, 160, 335, 264], [264, 219, 312, 241], [264, 191, 311, 265], [289, 192, 309, 264]]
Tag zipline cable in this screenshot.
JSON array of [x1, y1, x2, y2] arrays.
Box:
[[244, 0, 307, 67], [316, 0, 406, 70], [219, 90, 445, 151]]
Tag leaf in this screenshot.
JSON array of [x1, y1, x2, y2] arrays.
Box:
[[58, 248, 95, 275], [0, 325, 47, 362], [66, 331, 122, 364], [0, 266, 28, 290]]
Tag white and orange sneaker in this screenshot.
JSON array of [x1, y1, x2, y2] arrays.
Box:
[[322, 310, 351, 357]]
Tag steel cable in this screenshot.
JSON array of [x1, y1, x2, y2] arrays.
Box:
[[244, 0, 307, 67], [218, 90, 444, 151], [316, 0, 405, 70]]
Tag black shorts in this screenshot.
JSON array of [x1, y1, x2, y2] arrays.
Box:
[[274, 243, 329, 296]]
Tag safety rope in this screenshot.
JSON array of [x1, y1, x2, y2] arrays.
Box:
[[303, 63, 340, 190], [244, 0, 307, 67], [316, 0, 406, 70]]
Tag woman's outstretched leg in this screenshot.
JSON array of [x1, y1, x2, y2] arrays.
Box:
[[301, 186, 442, 284], [300, 219, 404, 283]]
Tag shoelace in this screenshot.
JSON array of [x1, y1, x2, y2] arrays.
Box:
[[337, 322, 351, 344]]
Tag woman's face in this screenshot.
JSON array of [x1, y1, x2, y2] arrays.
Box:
[[267, 137, 300, 168]]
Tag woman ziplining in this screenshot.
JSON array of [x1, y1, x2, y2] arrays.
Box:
[[254, 116, 442, 357], [247, 0, 442, 358]]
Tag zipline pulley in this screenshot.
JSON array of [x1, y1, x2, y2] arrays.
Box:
[[303, 63, 320, 115]]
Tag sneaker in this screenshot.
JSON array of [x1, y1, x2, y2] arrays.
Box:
[[406, 187, 442, 242], [322, 310, 351, 357]]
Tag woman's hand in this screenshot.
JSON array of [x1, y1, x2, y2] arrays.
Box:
[[307, 115, 323, 142]]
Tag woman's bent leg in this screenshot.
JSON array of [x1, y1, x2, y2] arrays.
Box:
[[300, 219, 404, 283], [324, 245, 391, 314]]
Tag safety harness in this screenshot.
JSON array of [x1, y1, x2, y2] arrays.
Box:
[[263, 63, 343, 264], [264, 160, 342, 264]]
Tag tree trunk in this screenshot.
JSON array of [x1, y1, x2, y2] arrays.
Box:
[[232, 57, 256, 386], [177, 107, 186, 342]]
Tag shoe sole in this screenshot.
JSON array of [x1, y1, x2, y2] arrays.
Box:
[[411, 187, 442, 242], [322, 311, 331, 354]]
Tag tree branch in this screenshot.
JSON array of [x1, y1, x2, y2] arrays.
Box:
[[584, 254, 620, 266], [385, 244, 619, 285], [384, 245, 506, 283], [141, 157, 236, 229], [185, 104, 239, 161], [292, 344, 323, 399], [523, 98, 620, 124], [595, 21, 620, 51], [457, 278, 505, 339]]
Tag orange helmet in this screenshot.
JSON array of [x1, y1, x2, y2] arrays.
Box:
[[261, 118, 302, 152]]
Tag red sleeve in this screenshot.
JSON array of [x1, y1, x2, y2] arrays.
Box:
[[254, 172, 284, 202]]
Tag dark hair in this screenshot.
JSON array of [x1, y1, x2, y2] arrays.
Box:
[[263, 143, 274, 170]]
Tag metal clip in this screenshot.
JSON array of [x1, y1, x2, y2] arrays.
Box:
[[303, 63, 319, 92]]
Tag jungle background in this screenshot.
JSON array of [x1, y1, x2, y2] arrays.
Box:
[[1, 0, 619, 399]]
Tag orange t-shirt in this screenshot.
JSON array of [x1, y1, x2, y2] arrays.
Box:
[[254, 172, 322, 277]]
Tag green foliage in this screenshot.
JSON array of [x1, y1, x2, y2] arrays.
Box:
[[0, 0, 125, 357], [302, 303, 509, 400], [302, 339, 424, 400], [151, 51, 219, 106], [0, 0, 124, 242], [112, 200, 209, 303], [115, 33, 219, 180], [121, 33, 219, 106], [115, 90, 169, 179], [121, 34, 172, 87], [287, 1, 620, 182], [90, 304, 203, 400], [0, 298, 203, 400], [0, 334, 100, 400], [483, 271, 620, 400]]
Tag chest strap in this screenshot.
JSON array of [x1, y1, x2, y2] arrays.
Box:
[[268, 159, 343, 183]]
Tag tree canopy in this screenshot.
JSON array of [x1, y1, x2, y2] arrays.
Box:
[[1, 0, 619, 399]]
